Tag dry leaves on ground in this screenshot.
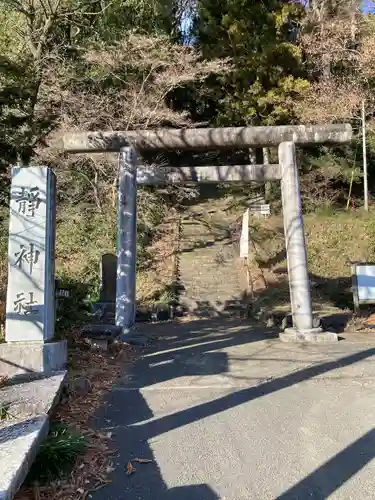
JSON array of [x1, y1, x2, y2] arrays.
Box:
[[126, 462, 136, 476], [14, 341, 134, 500], [125, 458, 153, 476], [134, 458, 153, 464]]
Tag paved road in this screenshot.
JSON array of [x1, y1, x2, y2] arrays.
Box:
[[92, 319, 375, 499]]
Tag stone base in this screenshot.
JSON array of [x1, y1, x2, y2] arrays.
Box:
[[81, 324, 121, 339], [0, 341, 67, 377], [118, 326, 149, 346], [81, 324, 121, 351], [279, 327, 338, 343], [86, 338, 111, 351]]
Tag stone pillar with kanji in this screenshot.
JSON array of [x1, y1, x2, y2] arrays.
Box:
[[5, 167, 56, 342]]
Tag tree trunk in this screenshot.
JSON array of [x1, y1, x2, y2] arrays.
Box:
[[248, 148, 256, 165]]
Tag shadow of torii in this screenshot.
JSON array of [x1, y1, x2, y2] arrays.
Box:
[[90, 318, 375, 499]]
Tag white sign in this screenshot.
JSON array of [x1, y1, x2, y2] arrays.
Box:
[[259, 204, 271, 217], [240, 209, 249, 259], [356, 265, 375, 301]]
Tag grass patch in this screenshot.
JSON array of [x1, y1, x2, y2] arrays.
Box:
[[0, 401, 12, 420], [26, 424, 87, 486], [252, 211, 374, 279], [305, 210, 374, 278], [247, 209, 375, 315]]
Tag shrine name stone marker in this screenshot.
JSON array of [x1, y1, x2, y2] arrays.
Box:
[[5, 167, 56, 342]]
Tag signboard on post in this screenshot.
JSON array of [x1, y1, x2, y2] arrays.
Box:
[[351, 262, 375, 314]]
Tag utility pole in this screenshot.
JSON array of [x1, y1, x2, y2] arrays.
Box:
[[362, 99, 369, 211]]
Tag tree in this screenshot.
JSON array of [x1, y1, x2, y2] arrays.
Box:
[[0, 0, 185, 164], [183, 0, 309, 127], [297, 0, 375, 124]]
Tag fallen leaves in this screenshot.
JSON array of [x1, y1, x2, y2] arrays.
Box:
[[81, 480, 112, 500], [105, 464, 116, 474], [134, 458, 153, 464], [125, 457, 153, 476], [126, 462, 136, 476], [14, 342, 134, 500], [0, 375, 7, 389]]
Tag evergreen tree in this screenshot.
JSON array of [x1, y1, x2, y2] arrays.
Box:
[[190, 0, 309, 126]]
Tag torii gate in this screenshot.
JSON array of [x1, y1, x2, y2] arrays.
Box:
[[60, 124, 352, 342]]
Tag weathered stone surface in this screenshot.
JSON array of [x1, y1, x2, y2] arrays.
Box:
[[59, 124, 352, 153], [70, 377, 92, 395], [125, 335, 149, 346], [0, 372, 67, 418], [137, 164, 281, 184], [279, 328, 338, 343], [0, 416, 49, 500], [81, 324, 121, 339], [0, 341, 67, 377], [92, 302, 115, 323]]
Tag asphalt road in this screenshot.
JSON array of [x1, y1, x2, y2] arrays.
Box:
[[91, 319, 375, 500]]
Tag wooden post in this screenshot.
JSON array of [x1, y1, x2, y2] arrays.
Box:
[[240, 208, 253, 310], [362, 100, 369, 211]]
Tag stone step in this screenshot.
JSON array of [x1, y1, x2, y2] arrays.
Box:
[[177, 205, 248, 315], [0, 372, 67, 500]]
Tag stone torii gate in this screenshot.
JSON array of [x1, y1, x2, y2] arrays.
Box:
[[60, 124, 352, 343], [0, 123, 353, 378]]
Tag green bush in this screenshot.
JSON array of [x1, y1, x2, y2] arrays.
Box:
[[26, 424, 87, 486]]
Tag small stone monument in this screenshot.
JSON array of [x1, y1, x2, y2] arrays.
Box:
[[83, 254, 120, 349], [90, 253, 117, 323], [99, 253, 117, 304], [0, 167, 67, 376]]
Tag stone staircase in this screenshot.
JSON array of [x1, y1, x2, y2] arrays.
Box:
[[177, 208, 248, 318]]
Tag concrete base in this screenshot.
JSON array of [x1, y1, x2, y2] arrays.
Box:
[[119, 325, 136, 341], [0, 341, 67, 377], [279, 327, 338, 343]]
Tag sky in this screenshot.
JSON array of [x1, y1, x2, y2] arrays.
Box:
[[180, 0, 375, 42], [363, 1, 375, 13]]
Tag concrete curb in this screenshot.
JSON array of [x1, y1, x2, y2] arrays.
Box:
[[0, 371, 67, 500], [280, 328, 338, 343]]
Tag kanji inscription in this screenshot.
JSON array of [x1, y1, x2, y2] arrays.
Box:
[[15, 186, 41, 217]]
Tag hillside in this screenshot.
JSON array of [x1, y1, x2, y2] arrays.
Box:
[[160, 198, 375, 325]]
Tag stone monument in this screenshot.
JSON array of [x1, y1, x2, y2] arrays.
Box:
[[0, 167, 67, 376], [91, 253, 117, 323]]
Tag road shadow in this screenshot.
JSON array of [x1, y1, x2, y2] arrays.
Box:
[[277, 427, 375, 499], [250, 266, 355, 333], [90, 318, 276, 499], [0, 415, 47, 446], [90, 317, 375, 498]]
